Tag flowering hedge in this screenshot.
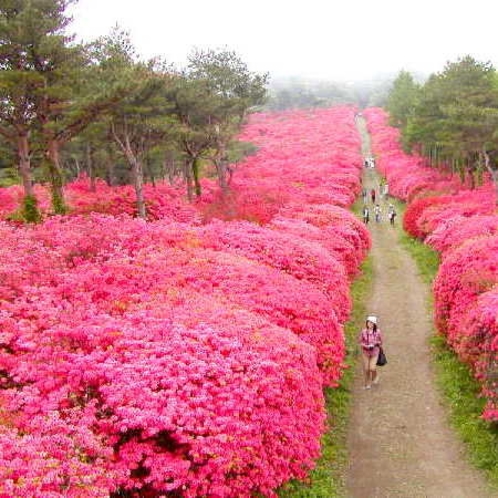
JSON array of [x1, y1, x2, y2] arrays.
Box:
[[0, 107, 370, 495], [462, 288, 498, 420], [426, 215, 498, 254], [1, 302, 325, 497], [198, 108, 364, 223], [196, 220, 352, 321], [276, 204, 370, 277], [365, 107, 498, 421]]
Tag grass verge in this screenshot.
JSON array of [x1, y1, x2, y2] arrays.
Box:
[[279, 200, 374, 497], [399, 232, 439, 283], [399, 217, 498, 492]]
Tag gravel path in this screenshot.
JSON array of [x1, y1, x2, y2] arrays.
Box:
[[345, 118, 493, 498]]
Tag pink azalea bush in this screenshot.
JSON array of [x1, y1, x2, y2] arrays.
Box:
[[426, 215, 498, 254], [461, 287, 498, 420], [199, 107, 364, 223], [0, 186, 20, 218], [196, 220, 352, 321], [66, 177, 202, 224], [0, 106, 370, 495], [365, 107, 498, 421], [276, 204, 370, 277], [433, 236, 498, 340], [0, 218, 330, 497], [2, 304, 324, 497]]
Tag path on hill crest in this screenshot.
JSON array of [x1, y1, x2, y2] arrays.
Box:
[[345, 118, 492, 498]]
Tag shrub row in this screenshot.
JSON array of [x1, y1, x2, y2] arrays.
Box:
[[365, 107, 498, 422], [0, 107, 370, 496]]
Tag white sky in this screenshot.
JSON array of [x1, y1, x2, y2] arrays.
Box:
[[70, 0, 498, 81]]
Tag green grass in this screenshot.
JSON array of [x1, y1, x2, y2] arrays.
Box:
[[278, 199, 374, 497], [399, 233, 440, 284], [398, 213, 498, 492], [432, 334, 498, 488]]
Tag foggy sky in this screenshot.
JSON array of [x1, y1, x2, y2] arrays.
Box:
[[70, 0, 498, 81]]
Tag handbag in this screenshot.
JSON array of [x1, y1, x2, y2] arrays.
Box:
[[376, 347, 387, 366]]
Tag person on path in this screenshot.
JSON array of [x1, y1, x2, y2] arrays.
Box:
[[388, 203, 396, 226], [379, 178, 385, 199], [370, 188, 376, 204], [362, 206, 370, 224], [362, 188, 367, 204], [374, 203, 381, 223], [359, 315, 383, 389]]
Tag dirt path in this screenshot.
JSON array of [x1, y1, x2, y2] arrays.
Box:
[[345, 118, 493, 498]]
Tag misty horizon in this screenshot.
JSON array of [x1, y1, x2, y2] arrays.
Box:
[[70, 0, 498, 84]]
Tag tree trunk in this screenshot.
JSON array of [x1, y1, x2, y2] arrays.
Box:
[[145, 156, 156, 188], [124, 147, 146, 219], [110, 123, 147, 218], [73, 157, 81, 176], [164, 156, 171, 183], [469, 168, 476, 189], [185, 158, 194, 202], [46, 139, 67, 214], [134, 159, 147, 219], [215, 141, 229, 193], [482, 149, 498, 204], [164, 151, 175, 184], [17, 133, 34, 198], [105, 146, 117, 186], [86, 144, 96, 192], [216, 158, 228, 191], [162, 154, 169, 183], [192, 157, 202, 197]]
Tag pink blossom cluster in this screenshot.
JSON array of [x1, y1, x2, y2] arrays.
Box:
[[199, 108, 364, 223], [0, 107, 370, 495], [0, 184, 52, 219], [0, 186, 20, 217], [0, 177, 200, 224], [66, 177, 202, 224], [365, 107, 498, 421]]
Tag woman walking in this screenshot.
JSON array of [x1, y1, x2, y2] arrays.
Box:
[[370, 188, 376, 204], [388, 203, 397, 226], [362, 206, 370, 224], [359, 315, 383, 389], [374, 204, 381, 223]]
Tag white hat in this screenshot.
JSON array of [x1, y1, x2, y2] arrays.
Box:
[[366, 315, 377, 324]]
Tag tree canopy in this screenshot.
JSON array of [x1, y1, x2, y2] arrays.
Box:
[[387, 56, 498, 194], [0, 0, 268, 220], [386, 70, 420, 130]]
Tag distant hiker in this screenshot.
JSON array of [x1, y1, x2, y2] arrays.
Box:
[[370, 188, 376, 203], [374, 204, 381, 223], [362, 206, 370, 224], [370, 157, 376, 168], [362, 188, 367, 204], [364, 159, 369, 168], [359, 315, 383, 389], [388, 203, 396, 226], [379, 178, 386, 198]]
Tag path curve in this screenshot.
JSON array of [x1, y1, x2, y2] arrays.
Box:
[[345, 118, 492, 498]]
